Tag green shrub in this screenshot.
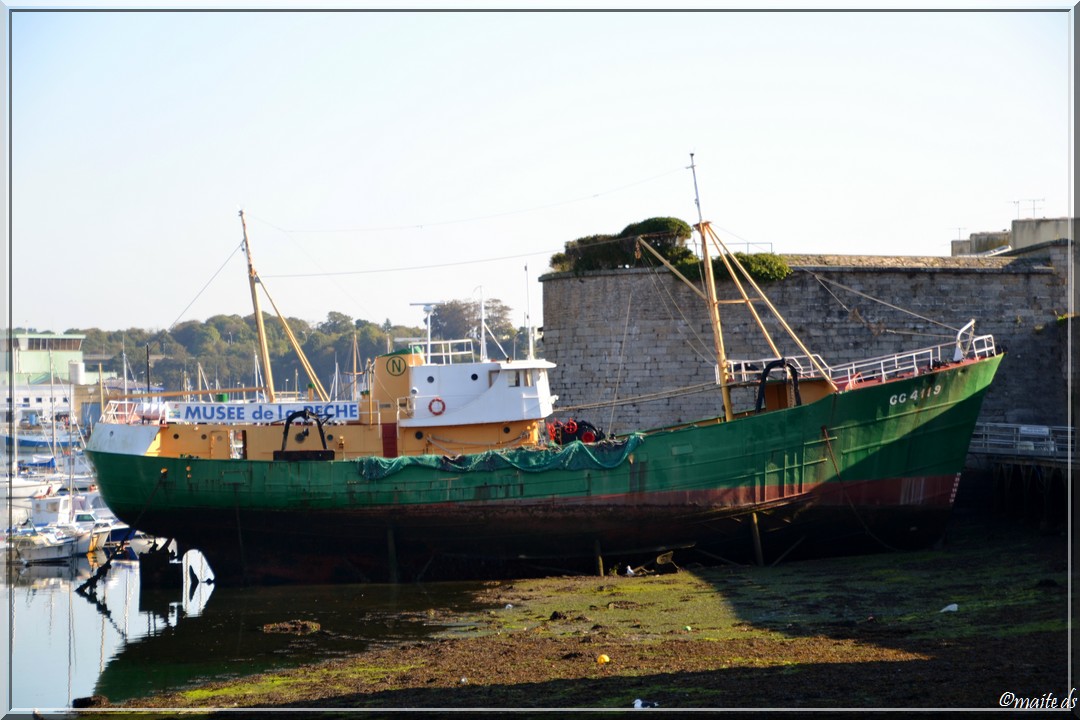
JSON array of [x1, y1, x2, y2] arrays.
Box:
[[731, 252, 791, 283], [617, 217, 693, 241], [549, 217, 789, 284], [551, 217, 694, 273], [673, 252, 791, 284]]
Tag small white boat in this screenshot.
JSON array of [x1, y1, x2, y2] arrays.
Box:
[[24, 492, 112, 555], [4, 524, 80, 564]]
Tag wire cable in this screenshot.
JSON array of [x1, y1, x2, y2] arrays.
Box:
[[166, 242, 245, 330], [262, 166, 686, 234], [803, 269, 961, 333]]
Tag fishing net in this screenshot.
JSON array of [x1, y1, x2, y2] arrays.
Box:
[[353, 435, 645, 481]]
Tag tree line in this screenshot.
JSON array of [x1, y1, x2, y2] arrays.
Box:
[[52, 298, 523, 396]]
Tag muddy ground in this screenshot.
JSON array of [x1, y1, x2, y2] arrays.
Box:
[[76, 510, 1071, 717]]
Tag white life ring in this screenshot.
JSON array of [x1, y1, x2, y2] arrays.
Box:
[[428, 397, 446, 416]]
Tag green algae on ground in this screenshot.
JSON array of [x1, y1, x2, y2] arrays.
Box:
[[107, 513, 1067, 712], [173, 660, 425, 707], [455, 571, 768, 643]]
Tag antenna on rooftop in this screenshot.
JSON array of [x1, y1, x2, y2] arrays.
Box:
[[409, 301, 443, 361], [1011, 198, 1045, 219]]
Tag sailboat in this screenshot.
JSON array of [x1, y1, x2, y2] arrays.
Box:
[[84, 164, 1003, 585]]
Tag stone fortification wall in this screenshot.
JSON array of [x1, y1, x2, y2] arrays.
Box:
[[539, 242, 1071, 436]]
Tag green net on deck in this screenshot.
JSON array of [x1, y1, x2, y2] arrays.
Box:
[[353, 435, 645, 481]]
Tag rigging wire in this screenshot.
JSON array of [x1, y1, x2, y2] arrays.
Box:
[[242, 212, 373, 317], [248, 164, 686, 279], [605, 287, 636, 432], [639, 250, 716, 366], [803, 269, 961, 335], [166, 241, 245, 331], [572, 245, 725, 424], [262, 248, 559, 279], [261, 166, 687, 234], [559, 382, 721, 414]]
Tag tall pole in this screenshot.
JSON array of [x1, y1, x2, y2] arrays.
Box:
[[689, 154, 733, 421], [240, 210, 276, 402], [525, 264, 535, 360], [478, 287, 487, 363]]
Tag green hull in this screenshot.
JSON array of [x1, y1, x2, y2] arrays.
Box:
[[87, 354, 1002, 584]]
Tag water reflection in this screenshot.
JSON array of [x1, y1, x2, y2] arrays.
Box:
[[4, 550, 492, 709]]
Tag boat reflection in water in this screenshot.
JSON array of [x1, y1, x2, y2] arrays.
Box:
[[5, 544, 492, 709], [94, 564, 486, 704], [4, 549, 213, 710]]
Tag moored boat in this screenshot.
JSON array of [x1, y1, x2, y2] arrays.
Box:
[[84, 169, 1003, 585], [4, 524, 81, 565], [22, 491, 112, 555], [2, 472, 64, 526]]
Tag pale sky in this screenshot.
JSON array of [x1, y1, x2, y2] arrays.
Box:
[[5, 4, 1073, 335]]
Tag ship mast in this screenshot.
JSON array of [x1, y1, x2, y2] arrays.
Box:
[[688, 157, 838, 396], [240, 210, 276, 402], [689, 154, 735, 422]]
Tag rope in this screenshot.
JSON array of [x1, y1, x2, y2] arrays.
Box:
[[253, 166, 685, 236], [803, 269, 960, 333], [167, 241, 245, 330], [821, 426, 901, 553], [426, 428, 532, 454], [812, 271, 852, 312], [607, 289, 635, 431], [77, 469, 169, 596], [639, 253, 715, 365], [558, 382, 720, 414]]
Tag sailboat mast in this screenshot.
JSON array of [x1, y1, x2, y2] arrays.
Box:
[[351, 332, 359, 402], [689, 154, 734, 422], [239, 210, 277, 402]]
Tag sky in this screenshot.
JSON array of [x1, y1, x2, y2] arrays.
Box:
[[5, 4, 1074, 336]]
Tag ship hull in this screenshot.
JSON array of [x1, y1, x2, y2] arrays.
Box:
[[86, 354, 1002, 584]]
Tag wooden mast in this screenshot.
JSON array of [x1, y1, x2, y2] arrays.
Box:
[[689, 154, 734, 422], [704, 223, 839, 392], [258, 282, 330, 401], [240, 210, 276, 402]]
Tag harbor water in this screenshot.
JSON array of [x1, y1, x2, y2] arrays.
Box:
[[3, 550, 491, 711]]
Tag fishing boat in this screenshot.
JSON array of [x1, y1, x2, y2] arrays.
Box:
[[85, 170, 1003, 585]]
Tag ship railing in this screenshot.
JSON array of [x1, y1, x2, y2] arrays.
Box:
[[968, 422, 1074, 460], [99, 400, 143, 425], [726, 333, 997, 387], [423, 338, 478, 365], [726, 354, 829, 384]]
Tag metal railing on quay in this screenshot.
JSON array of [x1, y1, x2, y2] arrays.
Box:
[[967, 422, 1074, 461]]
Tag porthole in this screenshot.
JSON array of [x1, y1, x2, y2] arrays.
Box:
[[415, 431, 423, 439], [427, 376, 435, 383], [503, 426, 511, 434], [173, 433, 180, 440], [471, 373, 478, 381]]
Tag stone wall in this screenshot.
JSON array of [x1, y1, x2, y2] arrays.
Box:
[[539, 241, 1071, 435]]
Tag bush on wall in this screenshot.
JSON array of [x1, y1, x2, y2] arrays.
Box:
[[550, 217, 790, 284], [550, 217, 694, 273]]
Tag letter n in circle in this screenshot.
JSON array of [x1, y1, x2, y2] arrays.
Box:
[[387, 357, 406, 377]]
